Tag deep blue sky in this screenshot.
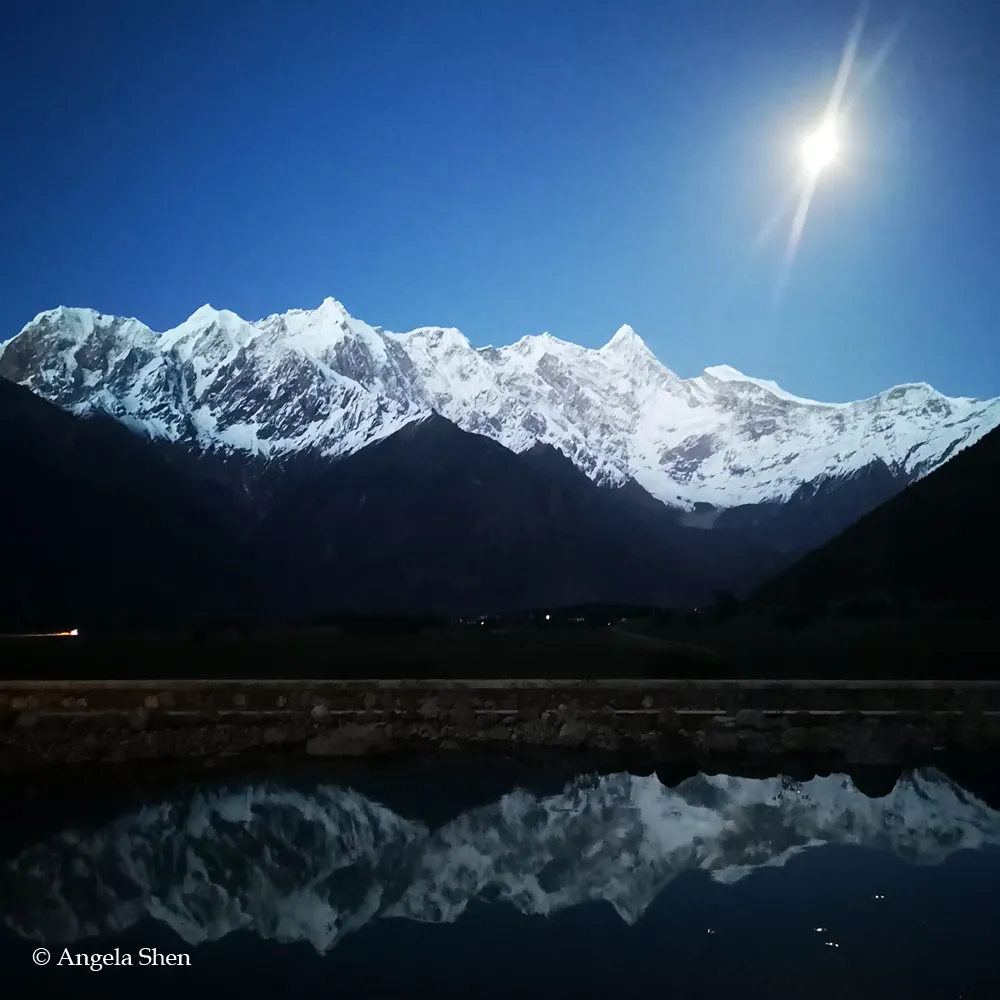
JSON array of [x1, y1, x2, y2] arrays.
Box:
[[2, 0, 998, 401]]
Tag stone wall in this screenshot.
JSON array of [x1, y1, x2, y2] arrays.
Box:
[[2, 679, 1000, 771]]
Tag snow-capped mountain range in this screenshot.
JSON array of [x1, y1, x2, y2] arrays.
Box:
[[2, 769, 997, 953], [3, 298, 998, 509]]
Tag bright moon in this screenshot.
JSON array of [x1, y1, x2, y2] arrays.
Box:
[[801, 120, 840, 176]]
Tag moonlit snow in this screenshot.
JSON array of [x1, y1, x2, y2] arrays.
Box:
[[3, 298, 999, 509]]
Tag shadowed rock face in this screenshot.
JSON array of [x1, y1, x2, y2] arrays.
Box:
[[3, 768, 997, 953]]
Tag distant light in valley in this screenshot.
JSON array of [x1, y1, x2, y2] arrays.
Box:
[[3, 627, 79, 637]]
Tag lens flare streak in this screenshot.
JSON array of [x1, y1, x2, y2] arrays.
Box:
[[784, 0, 869, 262]]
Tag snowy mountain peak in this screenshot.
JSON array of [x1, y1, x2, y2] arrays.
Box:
[[699, 364, 825, 405], [704, 363, 759, 383], [403, 325, 471, 350], [601, 323, 647, 354], [163, 304, 247, 342], [315, 295, 351, 318], [187, 303, 224, 323], [189, 302, 244, 326], [21, 306, 100, 340], [3, 296, 999, 509], [506, 330, 572, 354], [606, 322, 638, 342]]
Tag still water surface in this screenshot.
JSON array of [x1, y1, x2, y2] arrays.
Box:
[[1, 759, 999, 998]]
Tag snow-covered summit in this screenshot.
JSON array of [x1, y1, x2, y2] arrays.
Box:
[[601, 323, 646, 351], [699, 364, 834, 406], [2, 297, 998, 508]]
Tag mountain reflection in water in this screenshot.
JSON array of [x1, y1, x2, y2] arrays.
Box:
[[2, 766, 1000, 998]]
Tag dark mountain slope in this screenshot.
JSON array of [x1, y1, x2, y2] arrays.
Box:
[[0, 386, 781, 628], [716, 459, 913, 560], [0, 380, 255, 629], [755, 426, 1000, 609], [256, 413, 781, 617]]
